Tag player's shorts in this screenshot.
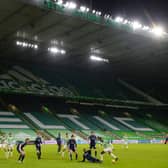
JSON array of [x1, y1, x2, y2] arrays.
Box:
[[63, 144, 67, 149], [17, 148, 24, 154], [8, 144, 14, 149], [90, 144, 96, 149], [69, 147, 76, 152], [104, 147, 112, 153], [124, 141, 128, 145], [36, 145, 41, 151]]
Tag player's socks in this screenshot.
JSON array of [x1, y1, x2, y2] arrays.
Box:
[[70, 153, 72, 160], [75, 154, 78, 160], [11, 152, 13, 157], [37, 151, 41, 159], [37, 153, 40, 159], [21, 155, 25, 162], [18, 154, 22, 161], [95, 151, 97, 157], [111, 153, 117, 159], [62, 151, 65, 158], [9, 151, 13, 157], [100, 154, 104, 161]]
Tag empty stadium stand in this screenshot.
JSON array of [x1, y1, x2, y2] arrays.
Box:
[[0, 111, 36, 140], [0, 63, 168, 142]]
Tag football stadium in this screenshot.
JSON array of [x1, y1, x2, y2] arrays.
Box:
[[0, 0, 168, 168]]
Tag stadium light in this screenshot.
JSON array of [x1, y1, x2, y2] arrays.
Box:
[[90, 55, 109, 63], [142, 26, 150, 31], [86, 8, 90, 12], [92, 10, 96, 14], [16, 40, 38, 50], [97, 11, 101, 16], [115, 16, 124, 23], [65, 2, 77, 9], [16, 41, 20, 45], [104, 14, 111, 19], [48, 47, 59, 53], [34, 45, 38, 49], [61, 49, 66, 54], [123, 19, 128, 24], [152, 26, 164, 37], [48, 47, 66, 55], [57, 0, 63, 5], [47, 0, 168, 38], [132, 21, 142, 30], [80, 6, 86, 12]]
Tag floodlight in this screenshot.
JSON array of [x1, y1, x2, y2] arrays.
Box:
[[92, 10, 96, 14], [80, 6, 86, 12], [142, 26, 150, 31], [132, 21, 142, 30], [123, 20, 128, 24], [48, 47, 66, 55], [61, 49, 66, 54], [65, 2, 77, 9], [22, 42, 27, 47], [16, 41, 20, 45], [86, 8, 90, 12], [57, 0, 63, 5], [90, 55, 109, 63], [49, 47, 59, 53], [98, 12, 101, 16], [152, 26, 164, 37], [115, 16, 124, 23], [34, 45, 38, 49]]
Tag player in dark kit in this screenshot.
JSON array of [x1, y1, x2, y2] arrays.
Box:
[[17, 138, 30, 163], [81, 149, 102, 163], [35, 134, 43, 159], [56, 132, 62, 153], [164, 134, 168, 144], [67, 134, 78, 160], [88, 131, 97, 157]]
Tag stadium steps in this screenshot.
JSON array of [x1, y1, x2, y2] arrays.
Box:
[[13, 111, 38, 131], [75, 130, 88, 140], [106, 111, 153, 132], [37, 130, 52, 140], [95, 111, 131, 130], [81, 114, 111, 131], [15, 111, 54, 139], [53, 114, 86, 130], [132, 112, 168, 132], [46, 129, 85, 141], [139, 131, 165, 140], [77, 114, 100, 130], [16, 111, 41, 130], [138, 118, 166, 132], [0, 128, 37, 141], [46, 129, 69, 138], [105, 131, 121, 139], [51, 112, 75, 130], [15, 111, 56, 139], [22, 111, 67, 139], [112, 130, 145, 140]]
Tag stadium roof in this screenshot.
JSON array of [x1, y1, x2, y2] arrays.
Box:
[[0, 0, 168, 80]]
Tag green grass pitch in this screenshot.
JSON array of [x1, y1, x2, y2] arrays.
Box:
[[0, 144, 168, 168]]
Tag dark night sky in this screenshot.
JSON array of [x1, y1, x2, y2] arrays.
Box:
[[78, 0, 168, 28]]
